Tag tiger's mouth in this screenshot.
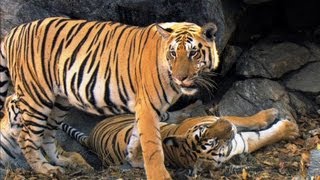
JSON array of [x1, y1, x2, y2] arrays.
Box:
[[179, 84, 198, 95], [172, 76, 199, 95]]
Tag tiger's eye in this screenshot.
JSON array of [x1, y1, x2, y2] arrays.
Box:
[[189, 50, 198, 57], [170, 51, 176, 57]]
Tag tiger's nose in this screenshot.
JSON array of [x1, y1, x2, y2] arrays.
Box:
[[174, 75, 188, 82]]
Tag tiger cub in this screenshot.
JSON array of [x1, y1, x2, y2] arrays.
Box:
[[60, 108, 299, 176]]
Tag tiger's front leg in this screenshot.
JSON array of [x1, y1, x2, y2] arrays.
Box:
[[221, 108, 280, 131], [132, 99, 171, 180]]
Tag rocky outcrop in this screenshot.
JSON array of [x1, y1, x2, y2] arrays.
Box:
[[0, 0, 244, 52], [230, 37, 320, 118], [217, 79, 296, 119], [236, 40, 317, 79], [285, 62, 320, 94]]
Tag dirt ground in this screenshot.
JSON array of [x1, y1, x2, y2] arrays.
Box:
[[3, 116, 320, 180]]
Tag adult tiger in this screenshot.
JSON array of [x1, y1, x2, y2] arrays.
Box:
[[60, 109, 299, 177], [0, 17, 219, 179]]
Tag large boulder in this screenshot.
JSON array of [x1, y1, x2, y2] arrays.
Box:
[[285, 62, 320, 94], [236, 40, 317, 79], [217, 79, 297, 119]]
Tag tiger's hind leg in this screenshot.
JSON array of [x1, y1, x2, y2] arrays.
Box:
[[16, 93, 65, 175], [221, 108, 280, 131], [42, 97, 93, 172]]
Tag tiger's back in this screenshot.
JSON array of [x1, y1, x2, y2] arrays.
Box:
[[1, 17, 168, 115]]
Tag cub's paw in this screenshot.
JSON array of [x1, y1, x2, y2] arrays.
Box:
[[256, 108, 279, 129], [38, 163, 65, 176], [126, 153, 144, 168], [57, 151, 94, 173], [279, 119, 300, 140]]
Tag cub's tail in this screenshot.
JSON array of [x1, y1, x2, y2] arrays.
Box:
[[59, 122, 89, 147]]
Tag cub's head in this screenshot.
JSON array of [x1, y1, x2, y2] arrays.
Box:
[[156, 22, 219, 96], [163, 118, 236, 167]]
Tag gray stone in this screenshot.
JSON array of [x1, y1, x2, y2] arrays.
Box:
[[285, 62, 320, 93], [217, 79, 297, 119], [288, 92, 317, 116], [220, 45, 242, 76], [236, 40, 313, 78], [243, 0, 273, 4], [0, 0, 243, 52], [308, 149, 320, 177], [316, 95, 320, 105], [303, 42, 320, 62]]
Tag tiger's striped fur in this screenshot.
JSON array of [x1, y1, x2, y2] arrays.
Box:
[[0, 17, 220, 178], [0, 95, 91, 171], [0, 95, 22, 168], [60, 110, 299, 175], [0, 101, 299, 176]]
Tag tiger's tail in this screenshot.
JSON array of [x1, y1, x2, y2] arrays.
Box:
[[0, 40, 9, 110], [59, 122, 89, 147]]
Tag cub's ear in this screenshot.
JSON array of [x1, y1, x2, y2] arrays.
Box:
[[202, 23, 217, 41], [156, 24, 173, 39], [163, 135, 185, 148]]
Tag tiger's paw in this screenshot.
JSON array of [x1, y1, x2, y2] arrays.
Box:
[[126, 153, 144, 168], [56, 151, 94, 173], [278, 119, 300, 140], [126, 143, 144, 168], [147, 165, 172, 180], [255, 108, 279, 129], [35, 163, 65, 175]]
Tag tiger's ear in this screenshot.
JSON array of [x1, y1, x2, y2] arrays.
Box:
[[163, 135, 185, 148], [156, 24, 173, 39], [202, 23, 217, 41]]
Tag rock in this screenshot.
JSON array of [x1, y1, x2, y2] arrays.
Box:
[[237, 40, 313, 78], [0, 0, 243, 52], [220, 45, 243, 76], [288, 92, 317, 116], [316, 95, 320, 105], [217, 79, 296, 119], [0, 0, 60, 36], [243, 0, 273, 4], [285, 62, 320, 93], [0, 168, 6, 179], [308, 149, 320, 177]]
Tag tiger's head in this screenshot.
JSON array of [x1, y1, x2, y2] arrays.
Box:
[[163, 118, 236, 167], [156, 22, 219, 96]]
